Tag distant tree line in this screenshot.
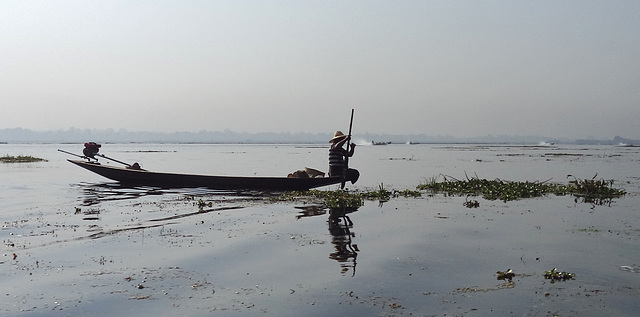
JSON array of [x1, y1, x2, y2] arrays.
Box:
[[0, 127, 637, 145]]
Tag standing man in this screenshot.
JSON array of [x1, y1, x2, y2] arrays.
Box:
[[328, 131, 356, 177]]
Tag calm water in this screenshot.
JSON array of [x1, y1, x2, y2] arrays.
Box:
[[1, 143, 639, 316]]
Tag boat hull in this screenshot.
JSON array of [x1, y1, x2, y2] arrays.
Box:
[[68, 160, 356, 191]]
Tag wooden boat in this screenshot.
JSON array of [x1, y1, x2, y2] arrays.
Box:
[[68, 160, 359, 191]]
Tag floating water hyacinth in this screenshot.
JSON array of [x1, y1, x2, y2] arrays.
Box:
[[275, 173, 627, 209], [418, 174, 626, 204], [496, 269, 515, 281], [544, 268, 576, 282], [275, 184, 422, 208], [0, 155, 47, 163]]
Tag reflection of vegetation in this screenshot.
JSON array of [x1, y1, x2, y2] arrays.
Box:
[[417, 174, 626, 204], [0, 155, 47, 163]]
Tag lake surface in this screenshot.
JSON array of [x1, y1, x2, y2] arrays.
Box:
[[1, 143, 639, 316]]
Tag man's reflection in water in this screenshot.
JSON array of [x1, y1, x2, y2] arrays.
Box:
[[295, 205, 359, 276], [328, 207, 359, 276]]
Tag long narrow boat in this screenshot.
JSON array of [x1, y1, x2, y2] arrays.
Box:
[[68, 160, 358, 191]]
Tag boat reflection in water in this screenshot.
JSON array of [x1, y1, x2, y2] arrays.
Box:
[[76, 183, 172, 206], [77, 183, 360, 275], [296, 205, 360, 276], [76, 182, 264, 206]]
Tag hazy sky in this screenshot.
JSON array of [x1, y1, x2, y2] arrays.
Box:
[[2, 1, 639, 139]]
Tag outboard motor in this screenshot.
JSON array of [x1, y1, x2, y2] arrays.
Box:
[[83, 142, 101, 159]]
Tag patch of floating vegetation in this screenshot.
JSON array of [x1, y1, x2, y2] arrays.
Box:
[[543, 153, 586, 157], [544, 268, 576, 282], [494, 268, 575, 283], [463, 199, 480, 208], [417, 174, 626, 205], [195, 199, 213, 210], [496, 269, 515, 281], [566, 175, 627, 204], [0, 155, 47, 163], [275, 184, 422, 208], [572, 226, 601, 234], [270, 174, 626, 209]]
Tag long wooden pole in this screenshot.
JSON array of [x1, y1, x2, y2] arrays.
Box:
[[96, 153, 133, 168], [341, 109, 355, 189], [57, 149, 87, 159]]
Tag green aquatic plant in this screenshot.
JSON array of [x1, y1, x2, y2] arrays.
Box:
[[496, 269, 515, 281], [359, 183, 420, 202], [574, 226, 600, 233], [463, 199, 480, 208], [0, 155, 47, 163], [275, 184, 422, 209], [392, 188, 423, 198], [271, 174, 625, 209], [322, 190, 365, 208], [362, 183, 393, 203], [275, 189, 364, 209], [544, 268, 575, 283], [195, 199, 212, 210], [418, 175, 565, 202], [567, 174, 626, 205], [417, 174, 625, 203]]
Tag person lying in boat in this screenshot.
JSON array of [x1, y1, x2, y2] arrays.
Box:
[[328, 131, 356, 177], [286, 167, 326, 178], [127, 162, 142, 170], [288, 170, 309, 178]]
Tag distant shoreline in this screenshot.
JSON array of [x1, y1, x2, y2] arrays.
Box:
[[1, 128, 638, 146]]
